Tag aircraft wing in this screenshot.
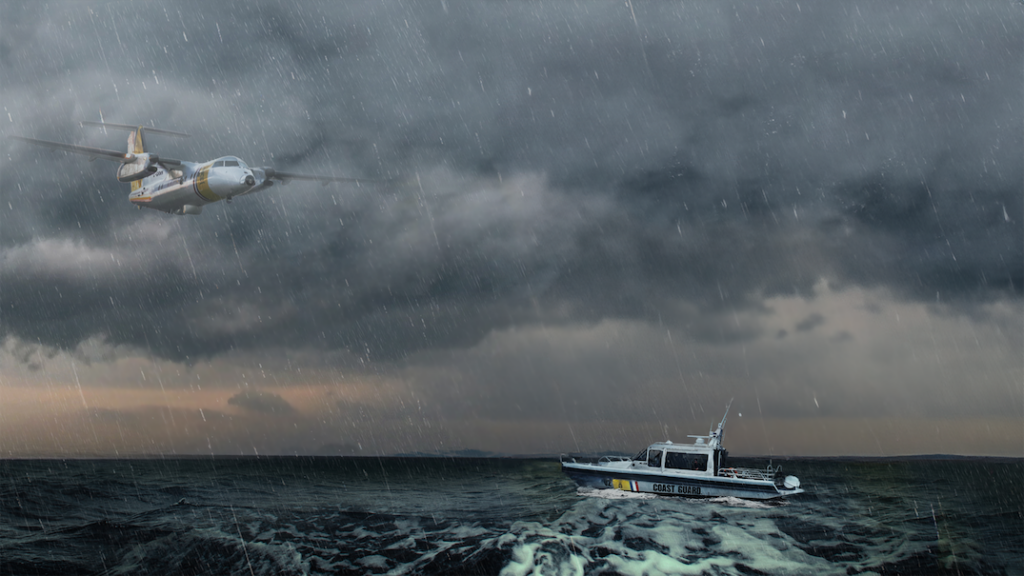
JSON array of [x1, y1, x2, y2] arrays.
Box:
[[262, 168, 383, 185], [10, 136, 183, 165], [11, 136, 131, 162], [265, 169, 369, 183]]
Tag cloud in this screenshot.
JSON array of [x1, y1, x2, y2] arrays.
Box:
[[1, 0, 1017, 367], [0, 227, 175, 281], [3, 337, 59, 371], [227, 389, 296, 414], [794, 313, 825, 332]]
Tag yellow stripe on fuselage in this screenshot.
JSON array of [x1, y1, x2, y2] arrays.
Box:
[[194, 166, 221, 202]]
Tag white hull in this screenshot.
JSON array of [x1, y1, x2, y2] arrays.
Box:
[[561, 460, 803, 500]]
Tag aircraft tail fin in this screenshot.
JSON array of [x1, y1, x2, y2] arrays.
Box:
[[127, 128, 145, 192], [127, 126, 146, 155]]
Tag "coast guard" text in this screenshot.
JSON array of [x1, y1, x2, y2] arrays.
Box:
[[652, 483, 701, 495]]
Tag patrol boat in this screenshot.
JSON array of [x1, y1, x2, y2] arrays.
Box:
[[561, 402, 804, 500]]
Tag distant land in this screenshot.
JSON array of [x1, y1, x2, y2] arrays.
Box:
[[2, 453, 1020, 462]]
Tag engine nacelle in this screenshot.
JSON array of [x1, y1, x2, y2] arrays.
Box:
[[117, 153, 158, 182], [235, 168, 272, 197]]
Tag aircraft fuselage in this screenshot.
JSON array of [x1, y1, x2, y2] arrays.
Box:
[[129, 156, 267, 215]]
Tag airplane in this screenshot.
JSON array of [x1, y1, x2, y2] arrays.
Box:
[[11, 122, 383, 215]]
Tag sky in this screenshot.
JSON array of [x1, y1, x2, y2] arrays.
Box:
[[0, 0, 1021, 458]]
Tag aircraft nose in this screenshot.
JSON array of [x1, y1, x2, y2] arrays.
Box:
[[244, 175, 255, 186]]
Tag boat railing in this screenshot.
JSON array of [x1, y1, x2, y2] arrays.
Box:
[[717, 466, 778, 482], [560, 454, 633, 465]]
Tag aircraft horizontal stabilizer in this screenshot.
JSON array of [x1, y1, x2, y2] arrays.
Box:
[[11, 136, 184, 167], [81, 121, 191, 138]]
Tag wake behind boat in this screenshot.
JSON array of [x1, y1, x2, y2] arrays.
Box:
[[561, 402, 804, 500]]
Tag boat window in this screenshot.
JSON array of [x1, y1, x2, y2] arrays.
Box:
[[647, 449, 663, 468], [633, 448, 648, 462], [664, 452, 686, 469], [665, 452, 708, 471]]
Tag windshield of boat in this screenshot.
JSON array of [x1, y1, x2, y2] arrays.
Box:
[[632, 448, 647, 461], [647, 449, 663, 468]]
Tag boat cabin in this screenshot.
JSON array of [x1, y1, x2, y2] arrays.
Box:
[[634, 439, 725, 476]]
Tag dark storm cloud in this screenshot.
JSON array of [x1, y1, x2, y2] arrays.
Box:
[[0, 1, 1020, 364], [227, 390, 295, 414], [794, 313, 825, 332]]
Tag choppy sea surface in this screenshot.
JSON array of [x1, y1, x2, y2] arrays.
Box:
[[1, 457, 1020, 575]]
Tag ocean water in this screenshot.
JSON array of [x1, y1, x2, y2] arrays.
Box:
[[0, 457, 1020, 575]]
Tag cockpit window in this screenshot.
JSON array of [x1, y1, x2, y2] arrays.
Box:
[[214, 161, 224, 167], [224, 160, 239, 167]]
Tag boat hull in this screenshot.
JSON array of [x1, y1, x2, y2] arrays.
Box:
[[562, 462, 802, 500]]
